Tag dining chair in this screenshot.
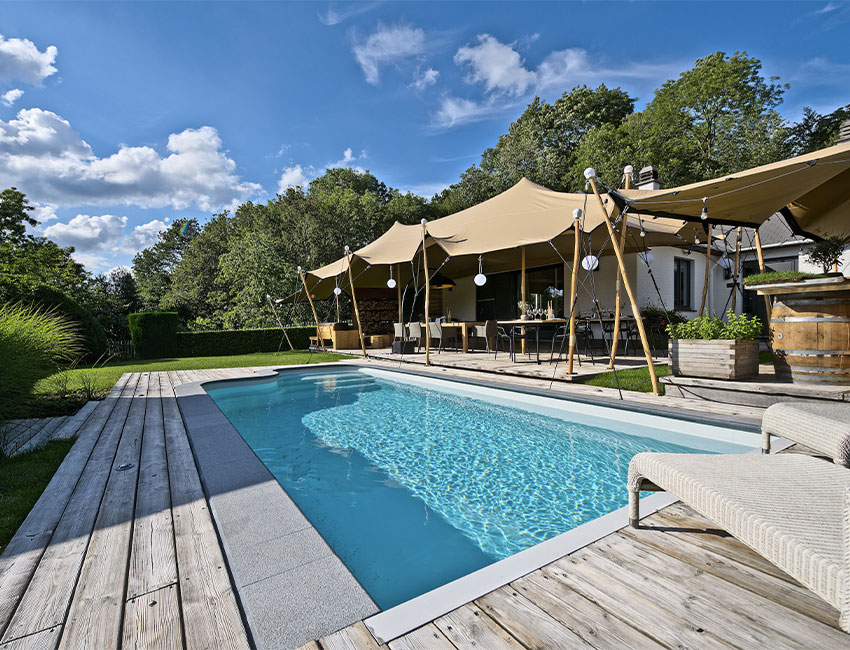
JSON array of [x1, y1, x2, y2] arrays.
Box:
[[428, 321, 458, 353], [393, 322, 406, 342], [407, 322, 423, 352]]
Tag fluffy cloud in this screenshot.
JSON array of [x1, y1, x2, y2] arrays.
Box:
[[0, 34, 58, 85], [0, 108, 262, 211], [330, 146, 366, 168], [117, 219, 168, 254], [454, 34, 536, 96], [352, 24, 426, 85], [278, 164, 310, 191], [536, 48, 590, 89], [1, 88, 23, 106], [43, 213, 127, 251], [410, 67, 439, 91], [319, 2, 378, 26], [432, 96, 502, 129]]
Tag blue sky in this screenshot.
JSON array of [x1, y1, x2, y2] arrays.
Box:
[[1, 1, 848, 273]]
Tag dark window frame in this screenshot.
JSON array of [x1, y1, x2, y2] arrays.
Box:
[[673, 257, 694, 311]]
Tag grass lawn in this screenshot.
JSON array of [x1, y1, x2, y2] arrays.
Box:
[[577, 363, 672, 394], [16, 350, 347, 419], [0, 440, 74, 552]]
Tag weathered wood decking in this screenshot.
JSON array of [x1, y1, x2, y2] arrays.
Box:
[[1, 366, 847, 650]]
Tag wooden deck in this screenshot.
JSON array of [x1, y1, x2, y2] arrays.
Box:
[[1, 366, 846, 650]]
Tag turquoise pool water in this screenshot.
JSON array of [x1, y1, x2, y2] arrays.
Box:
[[206, 367, 753, 609]]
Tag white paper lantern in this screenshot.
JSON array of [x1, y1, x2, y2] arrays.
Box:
[[583, 167, 596, 179], [581, 255, 599, 272], [386, 278, 397, 289], [474, 273, 487, 286], [333, 287, 342, 296]]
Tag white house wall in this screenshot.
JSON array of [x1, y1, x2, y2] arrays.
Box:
[[443, 274, 477, 321]]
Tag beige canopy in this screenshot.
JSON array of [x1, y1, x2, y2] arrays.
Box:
[[614, 141, 850, 238]]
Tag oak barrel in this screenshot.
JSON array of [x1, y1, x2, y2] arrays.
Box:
[[770, 288, 850, 384]]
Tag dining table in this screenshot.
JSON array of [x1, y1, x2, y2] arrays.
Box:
[[433, 321, 483, 353]]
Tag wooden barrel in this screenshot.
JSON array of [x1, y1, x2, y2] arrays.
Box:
[[770, 288, 850, 384]]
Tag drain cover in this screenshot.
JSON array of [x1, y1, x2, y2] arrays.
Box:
[[116, 462, 134, 471]]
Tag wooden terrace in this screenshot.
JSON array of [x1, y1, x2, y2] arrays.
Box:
[[0, 367, 845, 649]]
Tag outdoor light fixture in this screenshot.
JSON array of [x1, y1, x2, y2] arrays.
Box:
[[700, 197, 708, 220], [581, 255, 599, 272], [640, 229, 646, 238], [640, 251, 654, 264], [719, 256, 733, 269], [624, 164, 634, 174], [387, 267, 396, 289], [421, 218, 427, 225], [583, 167, 596, 180], [474, 255, 487, 286], [297, 265, 302, 272], [344, 245, 350, 253], [573, 208, 582, 220], [333, 287, 342, 296]]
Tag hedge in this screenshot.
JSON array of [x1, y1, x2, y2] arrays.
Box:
[[175, 327, 314, 357], [128, 312, 180, 359]]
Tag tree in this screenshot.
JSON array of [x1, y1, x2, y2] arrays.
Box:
[[786, 104, 850, 155], [0, 188, 38, 245], [132, 218, 200, 310]]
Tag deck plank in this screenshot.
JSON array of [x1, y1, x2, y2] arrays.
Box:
[[512, 571, 666, 649], [126, 371, 177, 600], [321, 620, 388, 650], [58, 373, 150, 649], [120, 584, 184, 650], [15, 417, 68, 455], [52, 401, 99, 441], [160, 372, 250, 650], [0, 374, 139, 643], [0, 625, 62, 650], [433, 603, 525, 650], [476, 587, 595, 649], [388, 624, 456, 650]]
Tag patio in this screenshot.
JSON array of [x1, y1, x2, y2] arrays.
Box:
[[2, 364, 845, 649]]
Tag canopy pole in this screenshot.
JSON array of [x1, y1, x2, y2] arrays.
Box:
[[699, 223, 712, 316], [421, 221, 431, 366], [266, 294, 294, 351], [335, 287, 340, 323], [731, 226, 742, 314], [299, 268, 325, 352], [345, 248, 368, 359], [754, 229, 772, 329], [396, 263, 403, 324], [567, 211, 581, 374], [587, 173, 660, 396], [521, 246, 527, 355], [608, 168, 632, 368]]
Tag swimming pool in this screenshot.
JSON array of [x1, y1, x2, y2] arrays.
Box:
[[205, 366, 757, 610]]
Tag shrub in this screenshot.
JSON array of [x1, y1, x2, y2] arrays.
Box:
[[3, 286, 107, 360], [667, 310, 762, 340], [807, 236, 846, 274], [0, 303, 81, 428], [175, 327, 313, 357], [127, 312, 180, 359]]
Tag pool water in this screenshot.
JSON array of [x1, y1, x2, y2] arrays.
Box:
[[206, 367, 753, 609]]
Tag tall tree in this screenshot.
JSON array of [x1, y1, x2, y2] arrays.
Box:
[[786, 104, 850, 155], [0, 188, 38, 245], [132, 218, 200, 310]]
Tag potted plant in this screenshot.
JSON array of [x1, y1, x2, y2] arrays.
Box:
[[667, 310, 762, 380], [517, 301, 531, 320]]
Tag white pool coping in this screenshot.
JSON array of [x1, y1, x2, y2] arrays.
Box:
[[198, 361, 783, 645]]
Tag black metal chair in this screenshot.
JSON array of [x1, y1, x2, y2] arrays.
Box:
[[620, 320, 640, 357], [550, 320, 595, 365], [510, 325, 541, 363]]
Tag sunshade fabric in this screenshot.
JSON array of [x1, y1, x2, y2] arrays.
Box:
[[614, 141, 850, 237]]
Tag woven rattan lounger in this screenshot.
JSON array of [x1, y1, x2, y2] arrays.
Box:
[[628, 405, 850, 632]]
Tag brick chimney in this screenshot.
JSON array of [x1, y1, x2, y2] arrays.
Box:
[[638, 165, 660, 190]]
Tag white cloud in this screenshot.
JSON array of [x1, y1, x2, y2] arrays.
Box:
[[330, 146, 367, 168], [71, 251, 110, 272], [352, 24, 426, 85], [432, 96, 502, 129], [454, 34, 537, 96], [536, 48, 590, 89], [791, 57, 850, 85], [1, 88, 23, 107], [105, 265, 132, 279], [44, 213, 127, 251], [0, 34, 58, 85], [410, 67, 440, 91], [32, 203, 58, 224], [0, 108, 262, 211], [278, 164, 310, 191], [117, 219, 168, 254], [814, 2, 841, 14], [319, 3, 378, 26]]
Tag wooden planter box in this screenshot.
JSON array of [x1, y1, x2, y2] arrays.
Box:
[[669, 339, 759, 380]]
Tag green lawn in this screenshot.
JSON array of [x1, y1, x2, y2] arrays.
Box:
[[577, 363, 672, 394], [0, 440, 74, 552], [16, 351, 347, 419]]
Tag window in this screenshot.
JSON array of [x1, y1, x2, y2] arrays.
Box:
[[673, 257, 693, 311]]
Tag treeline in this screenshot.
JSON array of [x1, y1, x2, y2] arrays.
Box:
[[2, 51, 848, 346]]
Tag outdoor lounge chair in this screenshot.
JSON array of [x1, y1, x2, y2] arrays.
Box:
[[761, 401, 850, 466], [627, 406, 850, 632]]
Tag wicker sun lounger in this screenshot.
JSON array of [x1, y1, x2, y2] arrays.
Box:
[[761, 401, 850, 466], [628, 405, 850, 632]]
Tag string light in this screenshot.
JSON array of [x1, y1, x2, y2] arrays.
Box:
[[333, 287, 342, 296], [640, 251, 654, 264], [581, 255, 599, 271], [700, 197, 708, 220]]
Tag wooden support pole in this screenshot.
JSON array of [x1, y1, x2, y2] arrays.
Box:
[[396, 263, 403, 324], [754, 229, 772, 328], [421, 222, 431, 366], [266, 294, 294, 351], [299, 268, 325, 352], [335, 286, 340, 323], [699, 224, 712, 317], [608, 168, 632, 368], [345, 249, 368, 358], [587, 175, 660, 395], [567, 212, 581, 374], [731, 226, 742, 314], [520, 246, 527, 354]]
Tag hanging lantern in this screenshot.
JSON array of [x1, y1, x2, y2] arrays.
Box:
[[719, 256, 733, 270], [640, 251, 654, 264], [474, 255, 487, 286], [581, 255, 599, 271], [387, 267, 396, 289], [700, 197, 708, 220], [333, 287, 342, 296], [583, 167, 596, 180]]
